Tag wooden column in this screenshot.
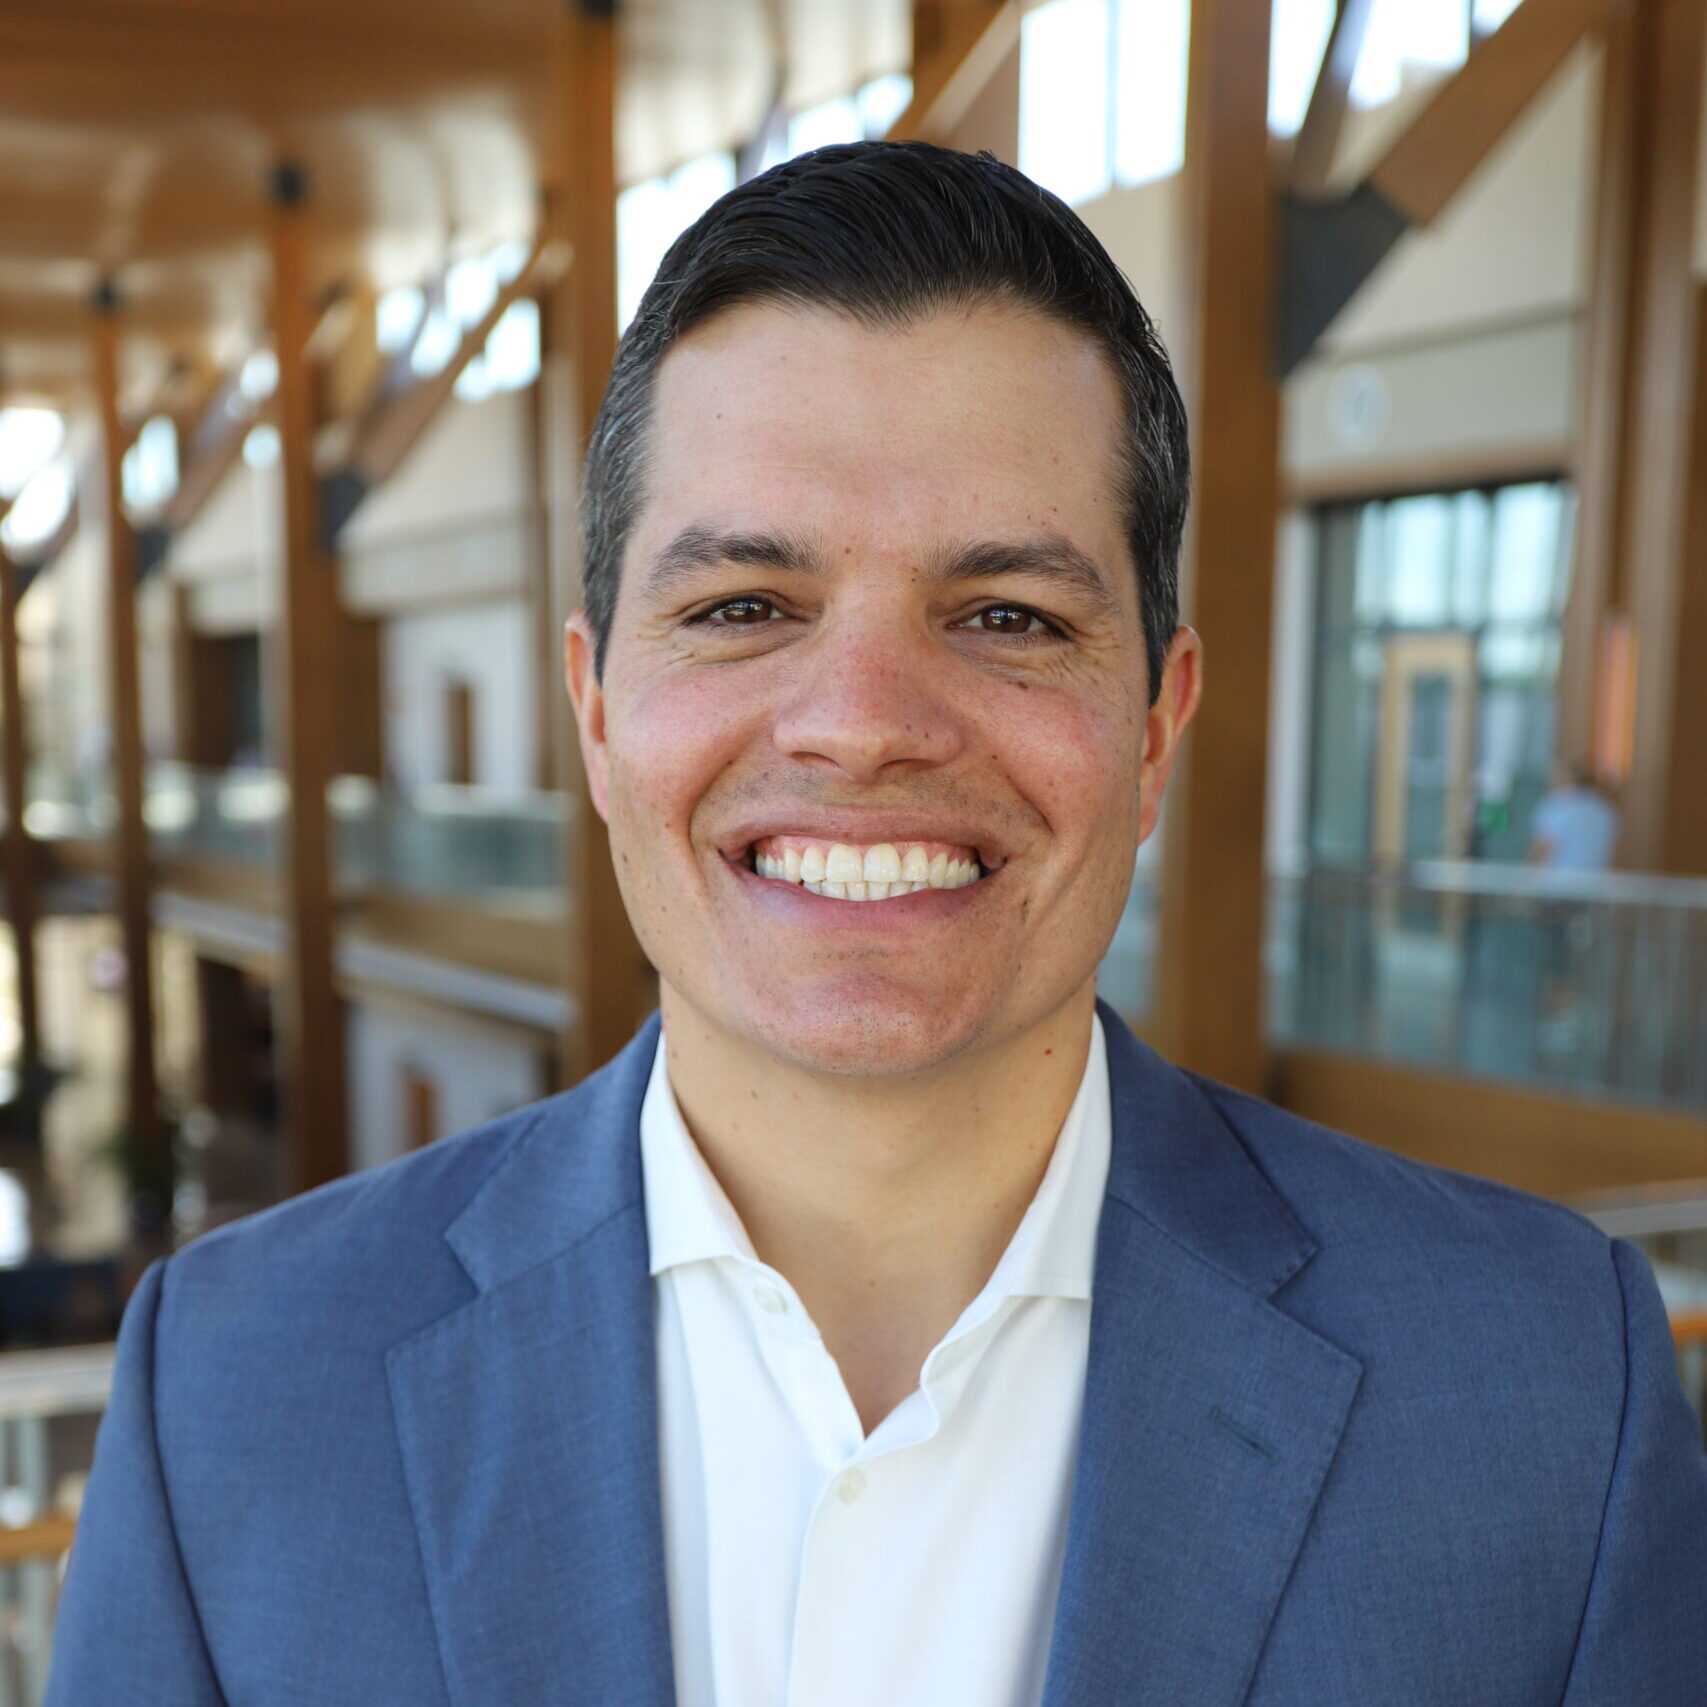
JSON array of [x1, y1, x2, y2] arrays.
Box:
[[541, 8, 649, 1083], [93, 295, 163, 1153], [1150, 0, 1279, 1094], [1567, 0, 1707, 873], [0, 542, 41, 1077], [270, 164, 349, 1188]]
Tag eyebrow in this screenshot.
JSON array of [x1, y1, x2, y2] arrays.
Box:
[[642, 523, 1124, 620]]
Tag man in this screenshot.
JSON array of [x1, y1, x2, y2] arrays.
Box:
[[1530, 760, 1621, 872], [49, 144, 1707, 1705]]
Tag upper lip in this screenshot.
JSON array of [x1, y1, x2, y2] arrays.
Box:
[[716, 811, 1014, 871]]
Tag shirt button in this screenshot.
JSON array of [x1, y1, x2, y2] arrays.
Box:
[[752, 1283, 787, 1316], [836, 1468, 868, 1505]]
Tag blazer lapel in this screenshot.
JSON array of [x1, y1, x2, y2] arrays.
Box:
[[1042, 1009, 1364, 1707], [387, 1017, 676, 1707]]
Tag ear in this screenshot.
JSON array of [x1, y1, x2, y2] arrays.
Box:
[[564, 610, 612, 823], [1137, 625, 1203, 844]]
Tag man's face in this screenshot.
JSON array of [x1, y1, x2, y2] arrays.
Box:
[[567, 299, 1199, 1077]]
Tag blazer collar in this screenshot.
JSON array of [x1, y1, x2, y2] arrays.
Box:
[[393, 1004, 1360, 1707], [439, 1002, 1314, 1304]]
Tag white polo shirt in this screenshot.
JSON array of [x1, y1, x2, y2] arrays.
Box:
[[641, 1013, 1112, 1707]]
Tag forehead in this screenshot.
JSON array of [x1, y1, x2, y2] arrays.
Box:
[[636, 299, 1131, 571]]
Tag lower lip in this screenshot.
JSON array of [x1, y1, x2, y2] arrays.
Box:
[[721, 853, 996, 927]]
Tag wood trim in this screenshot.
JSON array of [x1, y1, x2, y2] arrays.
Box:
[[1290, 0, 1379, 197], [1370, 0, 1613, 228], [1151, 0, 1279, 1094], [344, 891, 566, 991], [0, 1516, 77, 1565], [1274, 1047, 1707, 1200], [0, 546, 41, 1067], [1672, 1309, 1707, 1349], [1286, 442, 1570, 506], [271, 173, 349, 1191], [93, 304, 162, 1156], [886, 0, 1020, 145], [549, 7, 648, 1082]]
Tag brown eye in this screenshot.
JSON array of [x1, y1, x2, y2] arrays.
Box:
[[974, 605, 1044, 635], [706, 597, 778, 624]]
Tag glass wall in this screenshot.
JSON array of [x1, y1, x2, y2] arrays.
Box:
[[1307, 480, 1575, 868]]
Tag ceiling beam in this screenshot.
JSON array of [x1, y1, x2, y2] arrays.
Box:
[[1289, 0, 1379, 197], [886, 0, 1018, 144], [319, 234, 565, 544], [1278, 0, 1615, 371]]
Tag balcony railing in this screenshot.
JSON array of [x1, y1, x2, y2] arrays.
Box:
[[1268, 859, 1707, 1112], [28, 760, 1707, 1112], [27, 763, 570, 908]]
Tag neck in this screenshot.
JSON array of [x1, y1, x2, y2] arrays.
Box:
[[658, 984, 1098, 1430]]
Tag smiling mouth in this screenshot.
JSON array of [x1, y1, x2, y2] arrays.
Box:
[[743, 834, 989, 901]]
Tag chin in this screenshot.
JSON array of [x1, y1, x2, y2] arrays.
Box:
[[734, 976, 991, 1078]]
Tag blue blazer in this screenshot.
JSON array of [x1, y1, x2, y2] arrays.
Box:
[[47, 1006, 1707, 1704]]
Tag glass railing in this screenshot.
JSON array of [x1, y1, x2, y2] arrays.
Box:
[[113, 762, 569, 907], [21, 763, 113, 843], [1267, 859, 1707, 1112], [328, 775, 567, 902]]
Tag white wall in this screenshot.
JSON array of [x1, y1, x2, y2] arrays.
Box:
[[340, 389, 535, 547], [346, 996, 546, 1172], [380, 599, 537, 791]]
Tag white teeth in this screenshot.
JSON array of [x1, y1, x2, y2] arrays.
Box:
[[862, 843, 901, 883], [824, 844, 864, 884], [754, 839, 986, 898]]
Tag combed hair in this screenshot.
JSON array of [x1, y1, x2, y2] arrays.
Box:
[[581, 140, 1191, 700]]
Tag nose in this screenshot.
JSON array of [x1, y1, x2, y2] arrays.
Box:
[[770, 606, 964, 782]]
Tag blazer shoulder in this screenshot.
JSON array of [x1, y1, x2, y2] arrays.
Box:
[[160, 1088, 579, 1346], [1190, 1071, 1612, 1267]]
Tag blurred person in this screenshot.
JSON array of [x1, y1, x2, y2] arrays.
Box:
[[1530, 758, 1621, 872], [49, 144, 1707, 1705]]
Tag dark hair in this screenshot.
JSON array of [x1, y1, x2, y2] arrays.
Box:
[[581, 140, 1190, 700]]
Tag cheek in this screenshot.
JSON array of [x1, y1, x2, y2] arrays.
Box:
[[606, 669, 764, 851], [986, 681, 1141, 841]]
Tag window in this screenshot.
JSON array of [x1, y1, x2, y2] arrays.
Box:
[[122, 415, 179, 512], [1308, 480, 1574, 864], [615, 73, 914, 332]]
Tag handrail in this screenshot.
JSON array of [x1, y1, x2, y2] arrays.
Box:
[[0, 1343, 114, 1420], [1272, 854, 1707, 911], [0, 1516, 76, 1564], [1671, 1310, 1707, 1351]]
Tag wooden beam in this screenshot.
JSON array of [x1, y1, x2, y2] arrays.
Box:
[[1151, 0, 1279, 1095], [1290, 0, 1379, 197], [1567, 0, 1707, 873], [0, 542, 41, 1076], [269, 165, 349, 1191], [1275, 1047, 1707, 1200], [344, 237, 565, 500], [92, 296, 162, 1160], [1280, 0, 1615, 371], [542, 7, 649, 1081], [1371, 0, 1612, 227], [886, 1, 1020, 144], [1561, 8, 1643, 777]]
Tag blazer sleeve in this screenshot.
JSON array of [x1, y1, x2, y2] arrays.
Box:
[[45, 1256, 227, 1707], [1558, 1237, 1707, 1703]]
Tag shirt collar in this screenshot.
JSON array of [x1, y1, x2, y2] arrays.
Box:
[[639, 1011, 1111, 1303]]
